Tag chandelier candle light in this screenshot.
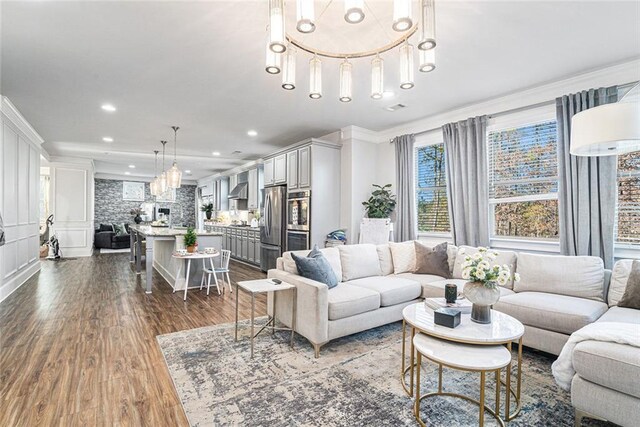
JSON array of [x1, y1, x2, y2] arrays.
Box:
[[166, 126, 182, 189], [266, 0, 437, 102]]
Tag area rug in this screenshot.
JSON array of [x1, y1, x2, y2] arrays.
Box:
[[157, 321, 613, 427]]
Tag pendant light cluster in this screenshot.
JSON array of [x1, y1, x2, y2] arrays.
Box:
[[265, 0, 437, 102], [150, 126, 182, 197]]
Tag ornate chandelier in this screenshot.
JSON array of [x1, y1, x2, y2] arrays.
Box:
[[265, 0, 437, 102]]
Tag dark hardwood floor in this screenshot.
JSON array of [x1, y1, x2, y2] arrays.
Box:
[[0, 253, 266, 426]]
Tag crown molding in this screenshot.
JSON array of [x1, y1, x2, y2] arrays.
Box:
[[1, 96, 45, 145], [379, 58, 640, 140]]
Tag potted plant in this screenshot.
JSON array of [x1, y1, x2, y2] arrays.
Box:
[[183, 227, 197, 253], [362, 184, 397, 218], [130, 208, 146, 224], [460, 247, 520, 324], [200, 202, 214, 220]]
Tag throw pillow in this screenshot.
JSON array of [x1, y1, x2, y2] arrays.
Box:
[[414, 241, 451, 278], [99, 224, 114, 232], [618, 260, 640, 309], [389, 241, 417, 274], [291, 245, 339, 288], [112, 223, 127, 237]]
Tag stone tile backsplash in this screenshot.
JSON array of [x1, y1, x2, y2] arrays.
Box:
[[94, 178, 196, 227]]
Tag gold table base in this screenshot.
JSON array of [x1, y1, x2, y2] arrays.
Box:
[[401, 320, 524, 424]]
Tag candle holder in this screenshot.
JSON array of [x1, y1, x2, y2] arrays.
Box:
[[445, 283, 457, 304]]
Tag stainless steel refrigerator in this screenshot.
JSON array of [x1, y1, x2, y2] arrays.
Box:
[[260, 185, 287, 272]]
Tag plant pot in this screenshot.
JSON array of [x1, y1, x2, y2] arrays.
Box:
[[463, 281, 501, 324], [186, 245, 196, 253], [134, 214, 142, 224], [205, 211, 212, 220]]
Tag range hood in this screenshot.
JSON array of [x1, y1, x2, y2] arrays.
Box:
[[228, 182, 248, 200]]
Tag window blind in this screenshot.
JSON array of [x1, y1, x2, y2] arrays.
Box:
[[488, 121, 558, 201], [415, 144, 449, 233]]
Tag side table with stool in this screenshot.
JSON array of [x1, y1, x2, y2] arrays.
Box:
[[235, 279, 297, 358]]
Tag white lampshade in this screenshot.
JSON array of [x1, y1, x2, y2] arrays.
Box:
[[339, 59, 353, 103], [419, 48, 435, 72], [370, 56, 384, 99], [418, 0, 436, 50], [296, 0, 315, 33], [570, 102, 640, 156], [268, 0, 286, 53], [309, 55, 322, 99], [282, 45, 296, 90], [166, 163, 182, 188], [393, 0, 413, 32], [399, 42, 415, 89]]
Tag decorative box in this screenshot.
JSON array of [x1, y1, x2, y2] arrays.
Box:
[[434, 308, 461, 328]]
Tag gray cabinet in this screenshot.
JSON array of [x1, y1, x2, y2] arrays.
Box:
[[264, 158, 274, 186], [274, 154, 287, 184], [287, 150, 298, 190], [298, 146, 311, 189], [248, 167, 262, 210], [228, 175, 237, 211], [286, 145, 312, 190]]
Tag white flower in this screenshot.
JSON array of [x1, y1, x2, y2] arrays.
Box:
[[514, 273, 521, 282], [461, 268, 471, 280], [486, 252, 497, 260], [478, 261, 490, 271], [497, 276, 508, 287], [502, 264, 509, 271], [472, 252, 483, 261], [498, 270, 509, 280], [475, 269, 486, 280]]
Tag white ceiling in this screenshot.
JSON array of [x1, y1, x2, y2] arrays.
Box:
[[2, 1, 639, 180]]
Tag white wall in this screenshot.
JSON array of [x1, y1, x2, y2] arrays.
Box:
[[1, 97, 44, 302], [48, 158, 95, 257]]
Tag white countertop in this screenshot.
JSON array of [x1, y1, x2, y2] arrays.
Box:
[[129, 225, 224, 237]]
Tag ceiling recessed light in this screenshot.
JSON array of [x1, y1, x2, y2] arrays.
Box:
[[128, 164, 135, 169], [124, 171, 131, 175], [383, 91, 395, 98], [102, 137, 114, 142], [101, 104, 116, 112], [212, 151, 221, 156], [247, 130, 258, 137], [185, 169, 192, 174]]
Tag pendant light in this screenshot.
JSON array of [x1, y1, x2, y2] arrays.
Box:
[[150, 150, 160, 196], [296, 0, 315, 33], [265, 30, 282, 74], [339, 59, 353, 103], [419, 48, 436, 73], [268, 0, 286, 53], [282, 44, 296, 90], [393, 0, 413, 32], [370, 55, 384, 100], [344, 0, 365, 24], [166, 126, 182, 188], [158, 141, 168, 194], [399, 41, 415, 89], [309, 55, 322, 99], [418, 0, 436, 50]]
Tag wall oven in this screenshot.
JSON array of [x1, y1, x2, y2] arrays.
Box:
[[286, 191, 310, 251]]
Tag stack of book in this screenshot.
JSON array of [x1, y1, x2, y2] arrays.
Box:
[[424, 297, 472, 314]]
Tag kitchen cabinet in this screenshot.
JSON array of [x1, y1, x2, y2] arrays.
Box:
[[247, 167, 263, 210], [248, 237, 256, 262], [254, 236, 261, 265], [274, 154, 287, 184], [264, 158, 274, 186], [200, 180, 213, 197], [286, 145, 312, 190], [228, 174, 237, 211], [287, 150, 298, 190]]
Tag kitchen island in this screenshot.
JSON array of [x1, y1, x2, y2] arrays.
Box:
[[129, 225, 224, 293]]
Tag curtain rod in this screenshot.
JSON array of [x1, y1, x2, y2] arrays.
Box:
[[390, 80, 639, 142]]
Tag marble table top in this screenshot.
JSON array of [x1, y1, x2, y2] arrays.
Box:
[[403, 302, 524, 344], [129, 225, 224, 237], [237, 279, 295, 294]]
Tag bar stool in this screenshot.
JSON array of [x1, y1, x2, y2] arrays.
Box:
[[413, 333, 511, 427]]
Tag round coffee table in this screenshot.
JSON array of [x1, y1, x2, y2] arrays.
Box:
[[401, 302, 525, 422]]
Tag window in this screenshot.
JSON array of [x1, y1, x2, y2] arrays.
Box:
[[488, 120, 559, 239], [616, 150, 640, 245], [415, 143, 450, 233]]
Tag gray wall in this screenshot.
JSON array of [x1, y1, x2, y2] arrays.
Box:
[[94, 178, 196, 227]]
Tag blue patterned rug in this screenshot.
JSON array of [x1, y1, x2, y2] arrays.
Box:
[[157, 320, 614, 427]]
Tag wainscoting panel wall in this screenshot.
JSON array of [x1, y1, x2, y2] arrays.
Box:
[[48, 160, 95, 258], [0, 96, 43, 303]]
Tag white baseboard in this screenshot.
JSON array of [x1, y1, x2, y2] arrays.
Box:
[[61, 247, 94, 257], [0, 261, 41, 304]]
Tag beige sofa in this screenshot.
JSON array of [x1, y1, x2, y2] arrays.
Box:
[[571, 259, 640, 427]]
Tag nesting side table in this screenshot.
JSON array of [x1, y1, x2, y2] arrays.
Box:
[[235, 279, 297, 358]]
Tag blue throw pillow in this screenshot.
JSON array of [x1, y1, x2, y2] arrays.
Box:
[[291, 245, 339, 288]]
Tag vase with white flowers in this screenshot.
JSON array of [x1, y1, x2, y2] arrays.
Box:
[[459, 247, 520, 324]]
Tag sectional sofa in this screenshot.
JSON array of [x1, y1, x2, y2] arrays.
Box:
[[266, 241, 639, 426]]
